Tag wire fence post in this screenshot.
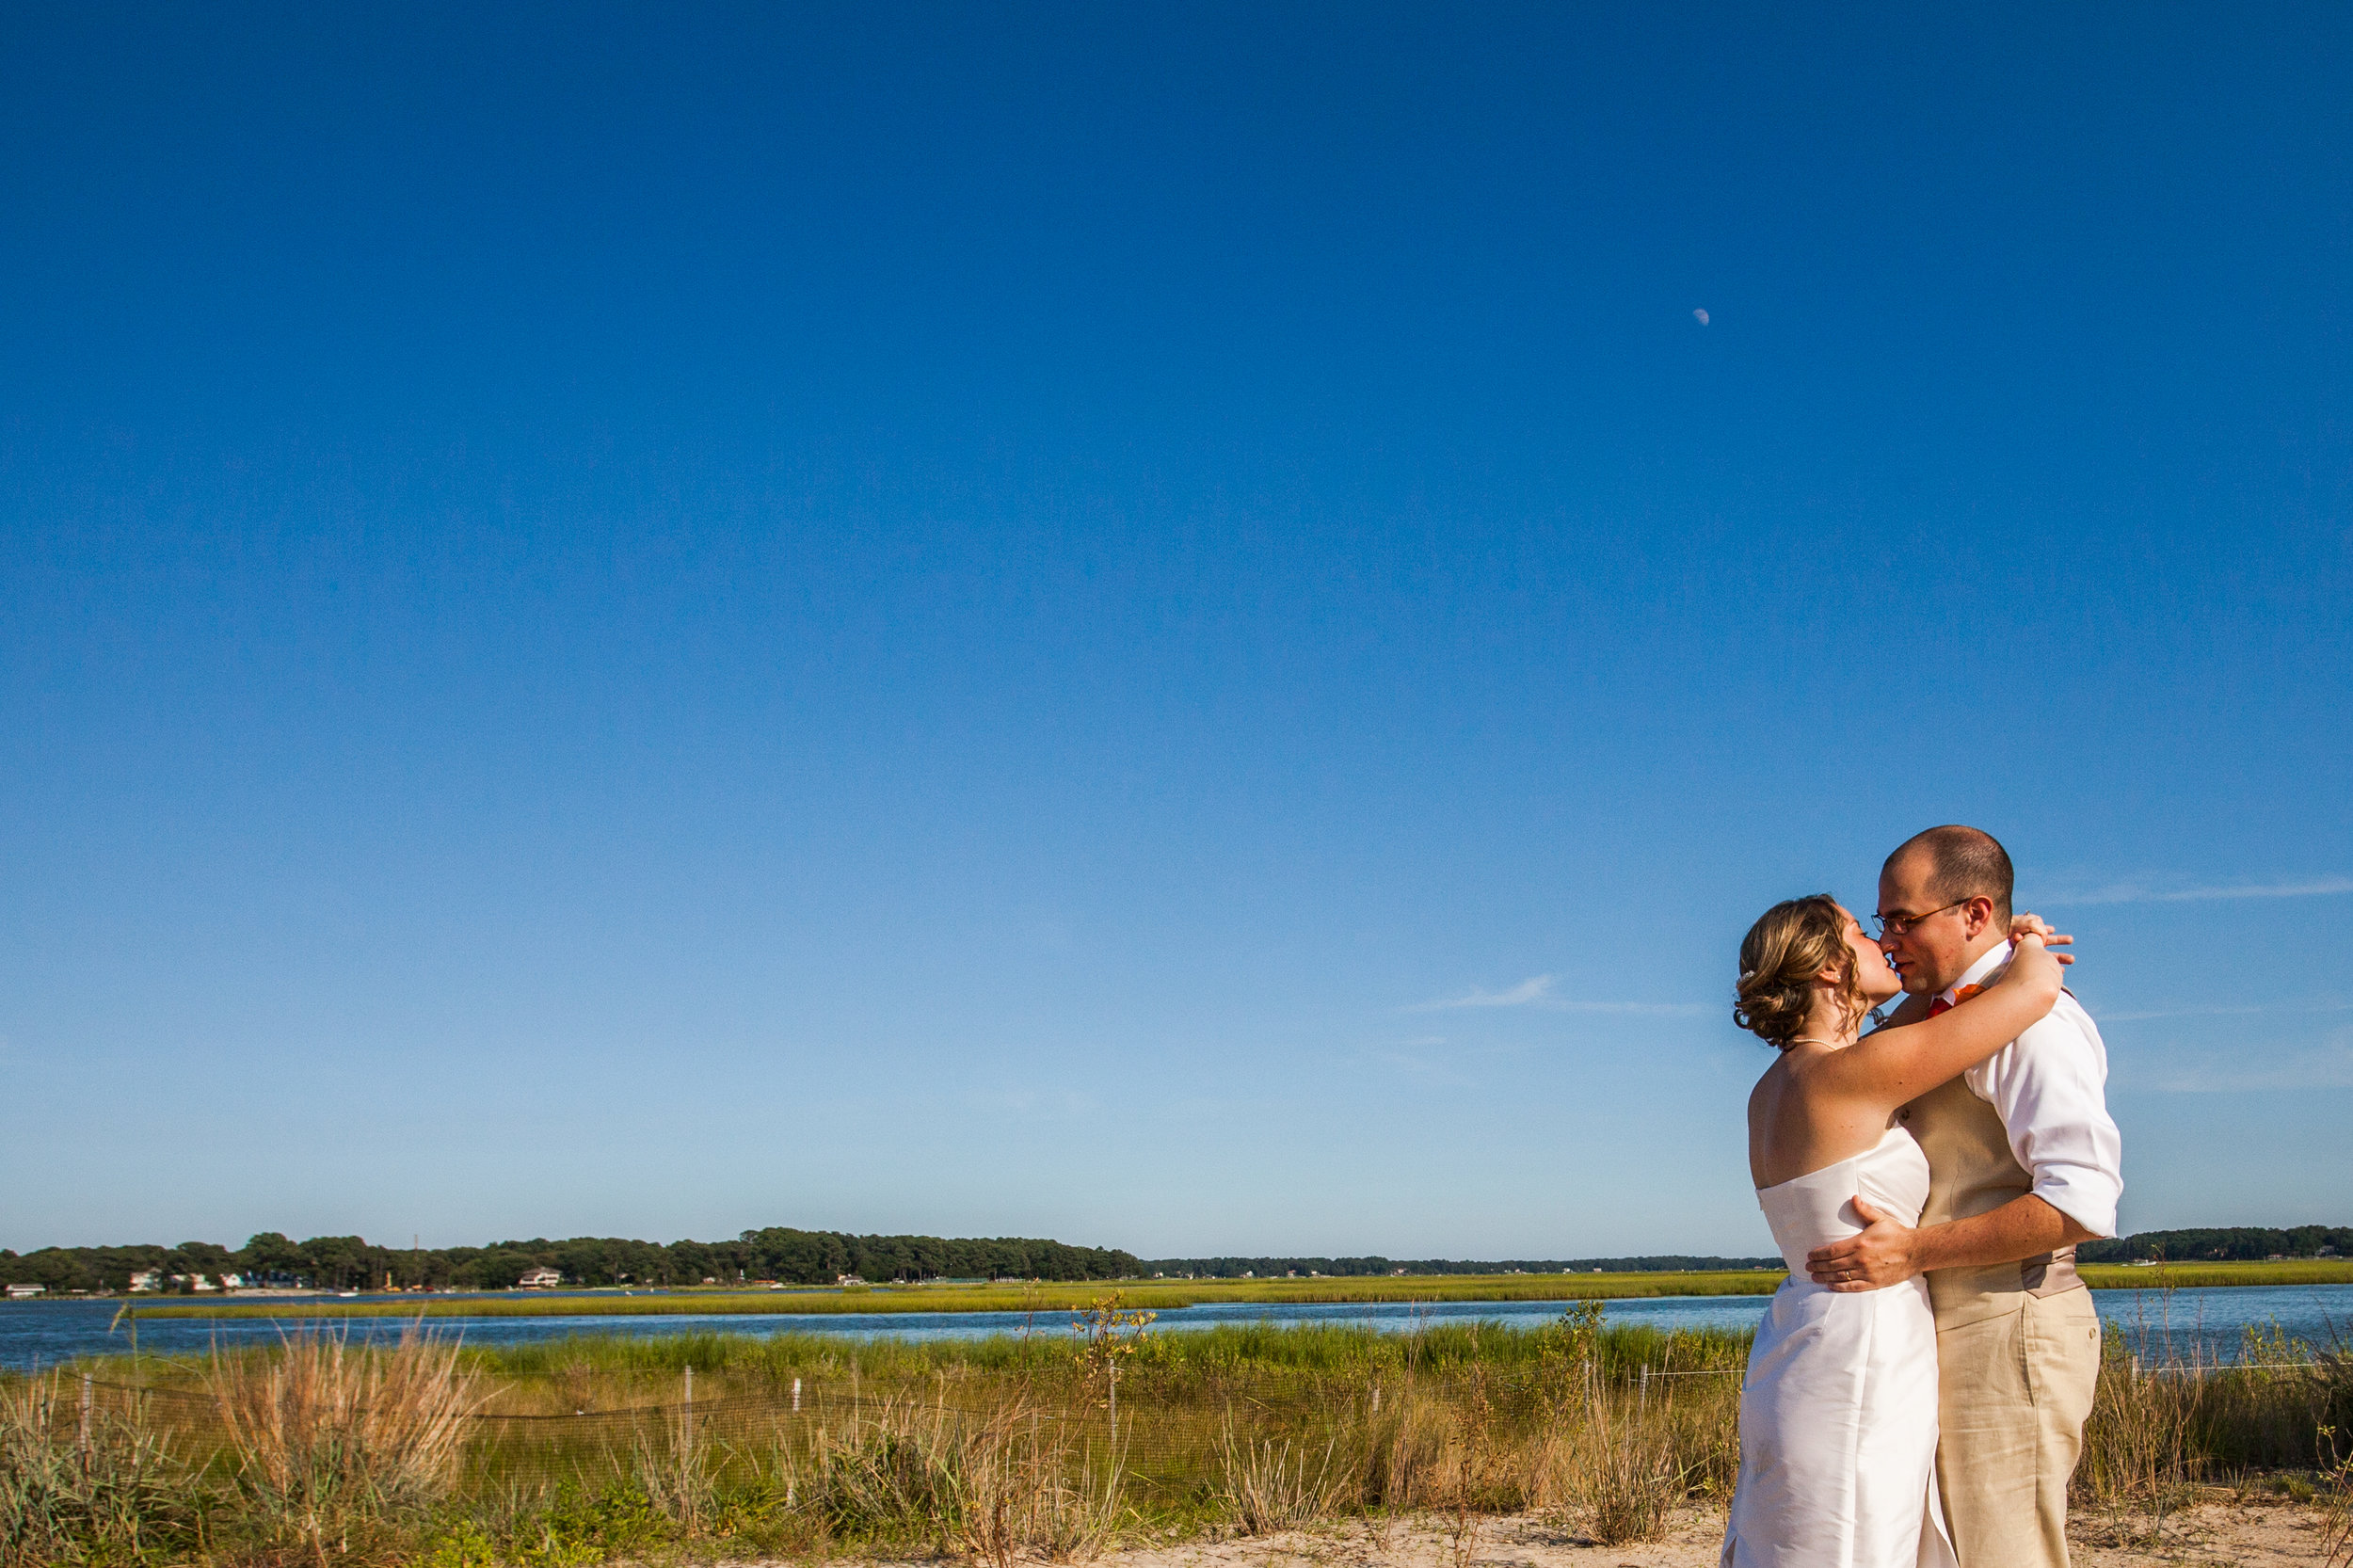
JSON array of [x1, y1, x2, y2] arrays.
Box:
[[80, 1374, 93, 1464], [683, 1365, 694, 1447], [792, 1375, 802, 1413], [1640, 1364, 1650, 1416]]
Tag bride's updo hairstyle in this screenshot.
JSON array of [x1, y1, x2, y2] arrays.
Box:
[[1735, 894, 1873, 1048]]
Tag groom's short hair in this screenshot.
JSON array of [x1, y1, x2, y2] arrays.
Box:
[[1887, 824, 2014, 922]]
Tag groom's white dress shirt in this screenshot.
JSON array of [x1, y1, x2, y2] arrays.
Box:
[[1939, 939, 2123, 1239]]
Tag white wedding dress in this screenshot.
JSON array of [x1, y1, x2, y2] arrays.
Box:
[[1721, 1126, 1958, 1568]]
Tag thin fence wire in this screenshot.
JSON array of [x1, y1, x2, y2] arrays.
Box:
[[33, 1368, 1660, 1501]]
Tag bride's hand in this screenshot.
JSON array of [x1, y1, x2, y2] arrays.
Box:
[[2009, 912, 2073, 967]]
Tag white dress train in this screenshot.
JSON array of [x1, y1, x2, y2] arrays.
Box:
[[1721, 1126, 1958, 1568]]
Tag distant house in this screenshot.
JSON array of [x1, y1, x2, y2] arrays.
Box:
[[128, 1271, 161, 1292], [518, 1267, 563, 1288], [5, 1284, 44, 1299], [836, 1273, 866, 1287]]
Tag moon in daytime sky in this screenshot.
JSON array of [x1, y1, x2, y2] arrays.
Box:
[[1692, 308, 1710, 325]]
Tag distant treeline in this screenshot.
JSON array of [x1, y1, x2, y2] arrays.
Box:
[[16, 1225, 2338, 1296], [2076, 1225, 2351, 1264], [1141, 1256, 1781, 1277], [0, 1227, 1141, 1294]]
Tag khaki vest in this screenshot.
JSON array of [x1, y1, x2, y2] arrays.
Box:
[[1899, 1074, 2082, 1329]]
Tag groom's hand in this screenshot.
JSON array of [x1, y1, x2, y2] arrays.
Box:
[[1806, 1197, 1924, 1290]]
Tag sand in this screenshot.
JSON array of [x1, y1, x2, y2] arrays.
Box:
[[984, 1496, 2342, 1568]]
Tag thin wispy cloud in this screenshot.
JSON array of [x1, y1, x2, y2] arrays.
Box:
[[1409, 976, 1710, 1016], [2044, 876, 2353, 907], [1415, 975, 1559, 1010]]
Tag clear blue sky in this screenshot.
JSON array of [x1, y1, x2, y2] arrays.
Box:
[[4, 5, 2347, 1259]]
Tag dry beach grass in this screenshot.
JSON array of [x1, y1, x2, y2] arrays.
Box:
[[3, 1302, 2349, 1566]]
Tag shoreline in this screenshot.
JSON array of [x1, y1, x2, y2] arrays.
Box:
[[91, 1259, 2353, 1320]]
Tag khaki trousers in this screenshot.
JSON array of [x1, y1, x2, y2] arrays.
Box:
[[1933, 1288, 2103, 1568]]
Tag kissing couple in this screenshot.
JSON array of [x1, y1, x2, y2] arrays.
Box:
[[1720, 825, 2123, 1568]]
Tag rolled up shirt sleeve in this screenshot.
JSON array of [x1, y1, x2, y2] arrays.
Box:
[[1963, 999, 2124, 1240]]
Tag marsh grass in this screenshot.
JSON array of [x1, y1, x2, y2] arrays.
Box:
[[625, 1404, 722, 1538], [206, 1321, 482, 1562], [2078, 1260, 2353, 1290], [2316, 1426, 2353, 1568], [0, 1314, 1753, 1560], [802, 1397, 969, 1547], [2076, 1329, 2208, 1546], [2074, 1300, 2353, 1550], [1218, 1425, 1348, 1535], [0, 1374, 200, 1566], [956, 1401, 1125, 1566], [6, 1307, 2348, 1564], [1572, 1382, 1688, 1544]]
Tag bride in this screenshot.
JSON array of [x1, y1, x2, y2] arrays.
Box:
[[1721, 894, 2069, 1568]]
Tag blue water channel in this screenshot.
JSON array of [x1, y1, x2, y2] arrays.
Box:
[[4, 1285, 2347, 1374]]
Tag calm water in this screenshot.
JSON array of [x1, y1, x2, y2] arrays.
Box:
[[4, 1285, 2346, 1373]]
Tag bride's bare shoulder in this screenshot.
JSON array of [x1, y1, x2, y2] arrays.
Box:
[[1749, 1047, 1810, 1108]]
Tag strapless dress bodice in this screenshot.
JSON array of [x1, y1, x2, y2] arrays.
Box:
[[1754, 1126, 1932, 1277], [1727, 1122, 1954, 1567]]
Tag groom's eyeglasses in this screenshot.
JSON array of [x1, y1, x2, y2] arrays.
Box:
[[1871, 901, 1966, 939]]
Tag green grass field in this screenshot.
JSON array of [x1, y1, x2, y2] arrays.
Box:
[[2079, 1258, 2353, 1289], [123, 1257, 2353, 1320]]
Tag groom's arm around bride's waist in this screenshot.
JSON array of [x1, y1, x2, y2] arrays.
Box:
[[1808, 1191, 2096, 1292], [1806, 992, 2122, 1292]]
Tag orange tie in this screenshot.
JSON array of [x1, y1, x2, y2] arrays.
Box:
[[1929, 983, 1983, 1017]]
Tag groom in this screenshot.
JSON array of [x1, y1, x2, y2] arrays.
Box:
[[1806, 825, 2122, 1568]]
